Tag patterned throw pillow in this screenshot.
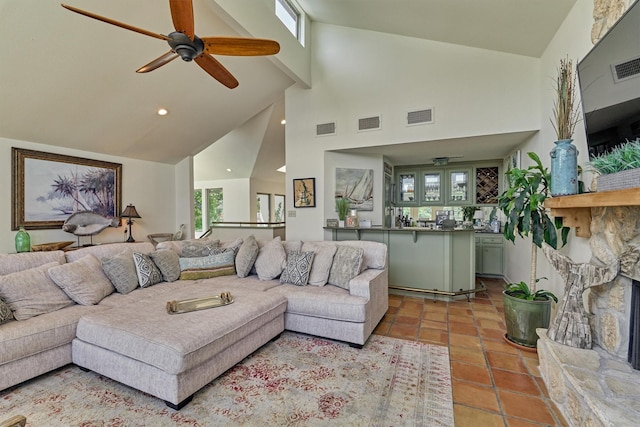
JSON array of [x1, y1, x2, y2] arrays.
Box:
[[101, 249, 139, 294], [47, 254, 115, 305], [179, 250, 236, 280], [328, 245, 365, 290], [149, 250, 180, 282], [254, 237, 287, 280], [181, 240, 220, 257], [235, 235, 259, 278], [133, 253, 163, 288], [0, 298, 13, 324], [0, 262, 74, 321], [280, 251, 315, 286]]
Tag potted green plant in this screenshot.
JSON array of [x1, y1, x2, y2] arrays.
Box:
[[589, 138, 640, 191], [498, 152, 569, 347], [462, 206, 478, 229], [335, 197, 350, 227]]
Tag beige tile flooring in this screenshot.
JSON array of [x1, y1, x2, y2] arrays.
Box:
[[373, 277, 569, 426]]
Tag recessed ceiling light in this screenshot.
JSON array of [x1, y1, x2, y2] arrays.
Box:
[[281, 119, 286, 125], [226, 168, 232, 172], [157, 108, 168, 116], [277, 165, 286, 173]]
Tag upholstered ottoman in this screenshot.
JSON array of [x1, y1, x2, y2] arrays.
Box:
[[72, 282, 286, 409]]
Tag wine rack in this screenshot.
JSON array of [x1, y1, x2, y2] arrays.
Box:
[[475, 166, 499, 204]]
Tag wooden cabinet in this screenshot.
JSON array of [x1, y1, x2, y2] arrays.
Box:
[[475, 234, 503, 276], [396, 170, 418, 206], [422, 170, 443, 205], [475, 166, 500, 205], [446, 168, 472, 205]]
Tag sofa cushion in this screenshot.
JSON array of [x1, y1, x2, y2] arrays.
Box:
[[0, 251, 66, 275], [254, 237, 287, 280], [235, 235, 258, 278], [149, 250, 180, 282], [101, 250, 139, 294], [178, 250, 236, 280], [283, 240, 303, 256], [47, 254, 115, 305], [280, 250, 314, 286], [273, 284, 368, 322], [66, 242, 154, 263], [302, 242, 337, 286], [0, 262, 74, 321], [328, 245, 365, 289], [0, 298, 12, 325], [133, 253, 163, 288]]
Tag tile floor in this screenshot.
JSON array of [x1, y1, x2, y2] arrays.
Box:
[[373, 277, 569, 427]]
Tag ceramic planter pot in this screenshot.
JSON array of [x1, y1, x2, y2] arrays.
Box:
[[502, 291, 552, 348]]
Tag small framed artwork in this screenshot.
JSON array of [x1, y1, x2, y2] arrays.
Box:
[[293, 178, 316, 208], [326, 219, 339, 228]]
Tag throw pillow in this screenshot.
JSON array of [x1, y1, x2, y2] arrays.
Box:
[[149, 250, 181, 282], [235, 235, 259, 278], [327, 245, 365, 290], [302, 242, 338, 286], [282, 240, 303, 256], [0, 251, 66, 275], [280, 251, 315, 286], [221, 237, 243, 255], [179, 250, 236, 280], [254, 237, 287, 280], [180, 239, 220, 257], [133, 253, 163, 288], [101, 249, 139, 294], [0, 298, 13, 325], [0, 262, 74, 321], [47, 255, 115, 305]]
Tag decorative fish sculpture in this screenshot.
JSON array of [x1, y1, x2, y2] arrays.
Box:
[[62, 211, 119, 236]]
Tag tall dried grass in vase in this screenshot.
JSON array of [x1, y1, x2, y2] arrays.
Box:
[[551, 56, 581, 141]]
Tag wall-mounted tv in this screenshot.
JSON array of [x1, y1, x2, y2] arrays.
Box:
[[577, 0, 640, 159]]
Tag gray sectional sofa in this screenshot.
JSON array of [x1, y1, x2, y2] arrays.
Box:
[[0, 237, 388, 408]]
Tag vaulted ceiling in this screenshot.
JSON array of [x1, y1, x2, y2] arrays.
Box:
[[1, 0, 578, 170]]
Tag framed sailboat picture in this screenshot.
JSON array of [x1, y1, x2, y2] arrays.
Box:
[[335, 168, 373, 211]]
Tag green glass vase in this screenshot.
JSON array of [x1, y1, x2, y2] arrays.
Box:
[[15, 227, 31, 253]]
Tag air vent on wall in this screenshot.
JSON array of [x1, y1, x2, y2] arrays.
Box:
[[358, 115, 381, 131], [406, 108, 434, 126], [611, 56, 640, 83], [316, 121, 336, 136]]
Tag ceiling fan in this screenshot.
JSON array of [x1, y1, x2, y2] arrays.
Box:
[[61, 1, 280, 89], [432, 156, 463, 166]]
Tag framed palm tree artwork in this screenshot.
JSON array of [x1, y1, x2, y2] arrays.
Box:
[[11, 148, 122, 230]]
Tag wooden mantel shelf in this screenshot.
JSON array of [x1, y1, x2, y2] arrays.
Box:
[[545, 188, 640, 238]]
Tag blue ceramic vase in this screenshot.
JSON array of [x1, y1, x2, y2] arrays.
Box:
[[550, 139, 578, 196], [15, 227, 31, 253]]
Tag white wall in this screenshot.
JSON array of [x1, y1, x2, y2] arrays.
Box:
[[285, 22, 542, 241], [0, 138, 178, 253], [194, 178, 251, 225], [502, 0, 599, 299], [250, 178, 286, 222]]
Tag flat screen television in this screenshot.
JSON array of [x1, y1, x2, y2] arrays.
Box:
[[577, 0, 640, 158]]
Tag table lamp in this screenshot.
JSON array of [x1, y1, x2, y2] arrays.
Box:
[[121, 204, 141, 242]]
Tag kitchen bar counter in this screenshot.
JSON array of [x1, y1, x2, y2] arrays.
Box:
[[324, 226, 477, 300]]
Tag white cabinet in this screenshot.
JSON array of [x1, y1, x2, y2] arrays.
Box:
[[475, 234, 503, 276]]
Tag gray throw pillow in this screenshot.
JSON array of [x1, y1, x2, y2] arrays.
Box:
[[133, 253, 163, 288], [101, 249, 139, 294], [280, 251, 315, 286], [302, 242, 337, 286], [0, 298, 13, 324], [0, 262, 74, 321], [254, 237, 287, 280], [235, 235, 259, 278], [328, 245, 365, 290], [149, 250, 180, 282], [47, 254, 115, 305]]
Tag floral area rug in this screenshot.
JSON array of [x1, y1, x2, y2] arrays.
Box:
[[1, 332, 453, 426]]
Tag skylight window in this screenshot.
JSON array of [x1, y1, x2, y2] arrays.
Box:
[[276, 0, 299, 39]]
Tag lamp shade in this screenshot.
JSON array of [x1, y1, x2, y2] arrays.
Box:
[[473, 210, 484, 220], [121, 204, 141, 219]]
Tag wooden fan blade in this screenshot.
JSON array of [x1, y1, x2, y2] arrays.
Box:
[[169, 0, 194, 40], [136, 51, 179, 73], [202, 37, 280, 56], [194, 54, 239, 89], [61, 4, 170, 41]]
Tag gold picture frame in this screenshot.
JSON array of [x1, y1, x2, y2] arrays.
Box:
[[293, 178, 316, 208], [12, 147, 123, 230]]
